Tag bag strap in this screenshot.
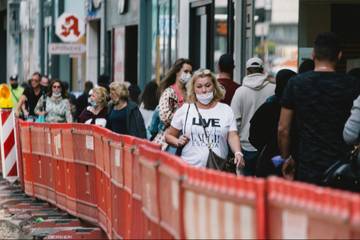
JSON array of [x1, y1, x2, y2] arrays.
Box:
[[10, 88, 19, 103], [194, 103, 211, 148], [183, 104, 190, 134]]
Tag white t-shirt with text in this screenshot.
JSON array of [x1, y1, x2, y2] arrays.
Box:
[[171, 102, 237, 167]]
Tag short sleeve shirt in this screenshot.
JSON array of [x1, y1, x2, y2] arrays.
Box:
[[281, 71, 360, 182], [171, 102, 237, 167], [23, 87, 42, 116]]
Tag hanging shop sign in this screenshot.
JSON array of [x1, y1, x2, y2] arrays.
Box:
[[48, 43, 86, 55], [55, 13, 85, 43]]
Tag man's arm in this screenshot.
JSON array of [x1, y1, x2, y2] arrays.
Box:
[[278, 107, 293, 158], [15, 95, 27, 117], [278, 107, 295, 179]]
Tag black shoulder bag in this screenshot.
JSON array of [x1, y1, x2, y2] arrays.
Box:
[[322, 145, 360, 192], [194, 104, 236, 173], [175, 104, 190, 156]]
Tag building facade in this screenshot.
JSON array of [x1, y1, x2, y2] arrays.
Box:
[[4, 0, 360, 89]]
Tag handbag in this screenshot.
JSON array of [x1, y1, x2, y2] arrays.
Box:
[[175, 104, 191, 156], [322, 145, 360, 192], [194, 104, 236, 173]]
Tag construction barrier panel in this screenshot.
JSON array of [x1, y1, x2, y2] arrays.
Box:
[[16, 119, 360, 239], [267, 177, 354, 239]]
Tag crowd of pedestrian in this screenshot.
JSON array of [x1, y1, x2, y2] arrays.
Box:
[[10, 31, 360, 192]]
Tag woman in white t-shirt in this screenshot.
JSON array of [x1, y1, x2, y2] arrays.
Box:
[[165, 69, 245, 168]]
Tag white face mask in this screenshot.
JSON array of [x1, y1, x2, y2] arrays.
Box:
[[89, 99, 97, 107], [53, 92, 61, 98], [196, 91, 214, 105], [180, 72, 192, 84]]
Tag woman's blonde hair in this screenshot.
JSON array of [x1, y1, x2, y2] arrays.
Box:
[[187, 69, 225, 103], [109, 82, 129, 101], [92, 86, 108, 108]]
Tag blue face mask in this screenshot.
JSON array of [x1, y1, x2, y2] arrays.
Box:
[[89, 99, 97, 107]]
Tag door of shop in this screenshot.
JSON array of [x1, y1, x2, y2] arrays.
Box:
[[189, 0, 214, 70], [125, 25, 138, 85]]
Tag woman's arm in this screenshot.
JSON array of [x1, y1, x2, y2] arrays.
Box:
[[159, 88, 176, 127], [344, 96, 360, 145], [65, 100, 73, 123], [228, 131, 245, 167], [34, 96, 45, 116], [165, 126, 188, 148]]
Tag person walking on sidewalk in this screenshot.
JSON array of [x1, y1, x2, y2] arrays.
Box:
[[217, 54, 239, 105], [153, 58, 193, 151], [278, 32, 360, 185], [8, 75, 24, 109], [34, 79, 73, 123], [15, 72, 43, 121], [106, 82, 146, 138], [231, 57, 275, 176], [78, 86, 108, 127], [165, 69, 244, 169]]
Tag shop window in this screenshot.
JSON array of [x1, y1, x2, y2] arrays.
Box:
[[214, 0, 235, 70], [152, 0, 178, 80]]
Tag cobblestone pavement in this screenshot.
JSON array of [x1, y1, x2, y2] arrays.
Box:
[[0, 179, 106, 239]]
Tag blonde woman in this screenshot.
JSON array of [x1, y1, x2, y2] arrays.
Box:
[[106, 82, 146, 138], [78, 86, 108, 127], [165, 69, 244, 170]]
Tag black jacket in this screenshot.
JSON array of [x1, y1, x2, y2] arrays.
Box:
[[107, 101, 146, 139], [249, 96, 281, 177]]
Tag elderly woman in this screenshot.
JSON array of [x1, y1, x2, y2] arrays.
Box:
[[34, 79, 72, 123], [165, 69, 244, 170], [106, 82, 146, 138], [78, 86, 108, 127]]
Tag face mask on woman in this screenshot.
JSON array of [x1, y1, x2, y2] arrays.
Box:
[[180, 72, 192, 84], [89, 99, 97, 107], [53, 92, 61, 98], [196, 91, 214, 105]]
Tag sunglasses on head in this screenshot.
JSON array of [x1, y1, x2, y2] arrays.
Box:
[[194, 69, 212, 77]]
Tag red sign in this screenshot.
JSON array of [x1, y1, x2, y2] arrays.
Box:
[[56, 13, 85, 43]]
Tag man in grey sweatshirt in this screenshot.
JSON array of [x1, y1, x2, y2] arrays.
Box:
[[231, 57, 275, 176]]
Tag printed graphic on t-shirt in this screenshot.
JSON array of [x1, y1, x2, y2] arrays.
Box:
[[190, 117, 222, 148]]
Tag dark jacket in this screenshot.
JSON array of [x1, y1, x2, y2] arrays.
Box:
[[76, 93, 89, 119], [107, 101, 146, 139], [249, 96, 281, 177]]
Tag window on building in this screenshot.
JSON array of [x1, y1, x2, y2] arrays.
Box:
[[214, 0, 235, 70], [152, 0, 178, 80], [253, 0, 299, 75]]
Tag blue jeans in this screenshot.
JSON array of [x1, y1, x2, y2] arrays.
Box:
[[242, 149, 258, 176]]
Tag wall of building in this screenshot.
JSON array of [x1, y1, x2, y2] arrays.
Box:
[[0, 9, 6, 83], [299, 2, 331, 48], [106, 0, 139, 30]]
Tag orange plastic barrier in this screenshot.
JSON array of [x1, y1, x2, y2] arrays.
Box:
[[267, 177, 354, 239], [16, 119, 360, 239]]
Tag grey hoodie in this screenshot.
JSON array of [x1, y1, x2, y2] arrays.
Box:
[[231, 73, 275, 151], [242, 73, 272, 90], [344, 95, 360, 164]]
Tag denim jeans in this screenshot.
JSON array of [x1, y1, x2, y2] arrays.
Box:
[[242, 149, 258, 176]]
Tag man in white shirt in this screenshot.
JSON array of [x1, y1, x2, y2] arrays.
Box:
[[231, 57, 275, 176]]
